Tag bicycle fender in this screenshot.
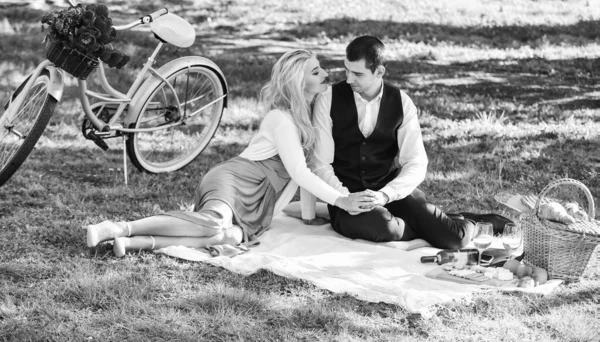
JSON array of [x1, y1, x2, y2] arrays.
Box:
[[45, 65, 64, 102], [125, 56, 228, 126]]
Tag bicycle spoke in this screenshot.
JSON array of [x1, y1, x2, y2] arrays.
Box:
[[184, 75, 216, 123], [178, 91, 212, 110], [7, 127, 25, 139], [1, 84, 45, 155], [183, 95, 224, 120], [189, 76, 208, 101]]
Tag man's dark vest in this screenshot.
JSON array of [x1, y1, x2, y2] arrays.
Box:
[[330, 81, 404, 193]]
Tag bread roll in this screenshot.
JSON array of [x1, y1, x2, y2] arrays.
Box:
[[564, 202, 589, 221]]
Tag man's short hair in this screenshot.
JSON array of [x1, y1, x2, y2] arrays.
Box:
[[346, 35, 387, 73]]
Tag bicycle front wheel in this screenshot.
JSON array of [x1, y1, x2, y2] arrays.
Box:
[[0, 71, 56, 186], [127, 65, 225, 173]]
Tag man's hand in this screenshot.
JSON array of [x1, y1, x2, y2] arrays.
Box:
[[364, 189, 389, 207], [333, 190, 391, 215], [334, 191, 376, 214]]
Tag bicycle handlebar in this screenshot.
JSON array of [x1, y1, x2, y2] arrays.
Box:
[[64, 0, 169, 31], [142, 8, 169, 23], [112, 8, 169, 31]]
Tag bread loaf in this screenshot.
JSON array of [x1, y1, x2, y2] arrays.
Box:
[[539, 202, 576, 224]]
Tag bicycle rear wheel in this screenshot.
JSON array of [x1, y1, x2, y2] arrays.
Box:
[[0, 71, 56, 186], [127, 65, 225, 173]]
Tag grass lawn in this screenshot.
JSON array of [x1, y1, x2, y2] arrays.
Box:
[[1, 0, 599, 341]]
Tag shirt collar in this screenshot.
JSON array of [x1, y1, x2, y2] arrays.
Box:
[[353, 80, 384, 104]]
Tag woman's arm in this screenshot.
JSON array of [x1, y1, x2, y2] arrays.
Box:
[[271, 114, 341, 205], [311, 88, 350, 195], [269, 111, 371, 213]]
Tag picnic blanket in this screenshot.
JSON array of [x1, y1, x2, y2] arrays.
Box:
[[157, 212, 562, 315]]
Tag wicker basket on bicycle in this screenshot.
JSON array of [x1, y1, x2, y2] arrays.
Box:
[[45, 39, 99, 80], [522, 178, 600, 282], [41, 4, 129, 80]]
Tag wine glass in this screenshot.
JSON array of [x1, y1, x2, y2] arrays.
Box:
[[501, 223, 522, 260], [473, 221, 494, 266]]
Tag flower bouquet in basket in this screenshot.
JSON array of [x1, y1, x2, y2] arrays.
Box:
[[41, 3, 130, 79]]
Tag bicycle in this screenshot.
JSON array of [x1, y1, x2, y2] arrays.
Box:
[[0, 0, 228, 186]]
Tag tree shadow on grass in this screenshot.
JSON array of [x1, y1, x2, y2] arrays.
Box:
[[0, 261, 57, 282], [421, 133, 600, 213], [165, 272, 413, 340], [202, 42, 600, 117], [3, 19, 599, 120], [389, 58, 598, 106], [304, 55, 600, 121], [278, 18, 600, 49], [0, 141, 239, 222], [535, 281, 600, 311], [194, 29, 600, 116], [194, 19, 600, 119]]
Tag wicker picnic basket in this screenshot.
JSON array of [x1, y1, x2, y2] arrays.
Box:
[[522, 178, 600, 282], [45, 40, 99, 80]]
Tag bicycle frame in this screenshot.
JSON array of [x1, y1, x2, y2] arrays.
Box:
[[77, 39, 169, 135], [79, 35, 228, 136]]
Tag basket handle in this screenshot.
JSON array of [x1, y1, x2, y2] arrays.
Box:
[[534, 178, 595, 220]]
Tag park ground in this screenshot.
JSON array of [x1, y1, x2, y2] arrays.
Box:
[[0, 0, 599, 341]]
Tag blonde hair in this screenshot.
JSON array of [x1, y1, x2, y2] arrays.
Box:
[[260, 49, 316, 158]]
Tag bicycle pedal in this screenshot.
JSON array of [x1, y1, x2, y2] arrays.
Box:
[[93, 139, 109, 151], [87, 131, 109, 151]]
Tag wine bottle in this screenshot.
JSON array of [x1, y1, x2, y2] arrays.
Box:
[[420, 249, 479, 266]]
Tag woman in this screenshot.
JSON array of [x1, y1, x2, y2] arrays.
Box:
[[86, 50, 375, 257]]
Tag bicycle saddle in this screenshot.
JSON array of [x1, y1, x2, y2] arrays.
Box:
[[150, 13, 195, 48]]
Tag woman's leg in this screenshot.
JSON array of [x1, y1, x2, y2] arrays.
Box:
[[113, 225, 243, 257], [86, 200, 234, 247], [129, 200, 233, 236]]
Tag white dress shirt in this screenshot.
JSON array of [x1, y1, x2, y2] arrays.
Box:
[[300, 82, 428, 220], [355, 80, 384, 138]]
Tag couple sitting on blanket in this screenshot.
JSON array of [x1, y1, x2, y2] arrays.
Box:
[[86, 35, 478, 257]]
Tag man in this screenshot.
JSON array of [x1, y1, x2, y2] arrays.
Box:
[[302, 35, 474, 249]]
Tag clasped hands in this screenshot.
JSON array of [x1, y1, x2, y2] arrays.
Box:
[[334, 189, 389, 215]]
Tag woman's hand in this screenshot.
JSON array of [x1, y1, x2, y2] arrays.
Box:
[[334, 191, 376, 215]]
